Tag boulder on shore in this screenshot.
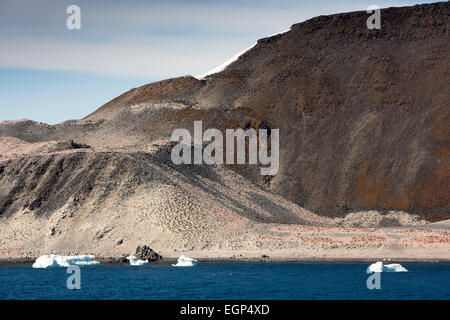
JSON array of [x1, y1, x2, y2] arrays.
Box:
[[135, 245, 162, 262]]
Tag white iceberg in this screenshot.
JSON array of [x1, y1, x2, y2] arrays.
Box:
[[172, 255, 198, 267], [32, 254, 100, 268], [126, 255, 149, 266], [367, 261, 408, 273]]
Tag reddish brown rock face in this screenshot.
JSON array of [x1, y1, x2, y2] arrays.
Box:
[[183, 2, 449, 217], [1, 2, 448, 218]]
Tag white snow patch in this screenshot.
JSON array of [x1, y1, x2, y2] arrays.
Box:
[[196, 43, 256, 79], [172, 255, 198, 267], [367, 261, 408, 273], [32, 254, 100, 268], [196, 28, 291, 79], [267, 28, 291, 38], [127, 255, 149, 266]]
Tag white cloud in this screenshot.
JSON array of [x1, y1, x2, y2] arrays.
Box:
[[0, 0, 436, 78], [0, 37, 234, 78]]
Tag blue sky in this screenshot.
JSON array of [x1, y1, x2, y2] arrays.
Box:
[[0, 0, 440, 124]]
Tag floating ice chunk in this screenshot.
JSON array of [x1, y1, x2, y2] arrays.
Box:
[[172, 255, 198, 267], [32, 254, 100, 268], [367, 261, 408, 273], [127, 255, 149, 266]]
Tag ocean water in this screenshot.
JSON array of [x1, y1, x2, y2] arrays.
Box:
[[0, 263, 449, 300]]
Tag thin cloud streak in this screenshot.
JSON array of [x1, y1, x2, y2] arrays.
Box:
[[0, 0, 440, 78], [0, 38, 231, 78]]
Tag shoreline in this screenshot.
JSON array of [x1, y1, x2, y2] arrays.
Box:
[[1, 257, 450, 265]]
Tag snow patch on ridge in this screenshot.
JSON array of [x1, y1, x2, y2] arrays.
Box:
[[32, 254, 100, 268], [196, 43, 257, 79], [196, 28, 291, 79]]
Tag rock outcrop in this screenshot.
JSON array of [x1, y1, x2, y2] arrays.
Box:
[[1, 2, 447, 218], [135, 245, 162, 262]]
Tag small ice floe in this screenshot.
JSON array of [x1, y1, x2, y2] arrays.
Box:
[[32, 254, 100, 268], [126, 255, 149, 266], [367, 261, 408, 273], [172, 255, 198, 267]]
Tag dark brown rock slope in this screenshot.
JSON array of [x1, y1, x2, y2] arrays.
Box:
[[191, 2, 450, 217], [1, 2, 448, 217]]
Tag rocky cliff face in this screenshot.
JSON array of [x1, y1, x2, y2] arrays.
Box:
[[190, 2, 450, 217], [1, 2, 448, 218]]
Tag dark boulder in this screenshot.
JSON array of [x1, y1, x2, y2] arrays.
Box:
[[135, 245, 163, 262]]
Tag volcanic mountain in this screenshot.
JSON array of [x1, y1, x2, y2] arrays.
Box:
[[0, 2, 449, 261]]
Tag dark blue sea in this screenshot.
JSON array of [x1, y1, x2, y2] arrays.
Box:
[[0, 263, 449, 300]]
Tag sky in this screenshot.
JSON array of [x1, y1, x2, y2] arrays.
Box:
[[0, 0, 441, 124]]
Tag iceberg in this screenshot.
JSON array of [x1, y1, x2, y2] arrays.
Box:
[[367, 261, 408, 273], [172, 255, 198, 267], [32, 254, 100, 268], [126, 255, 149, 266]]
